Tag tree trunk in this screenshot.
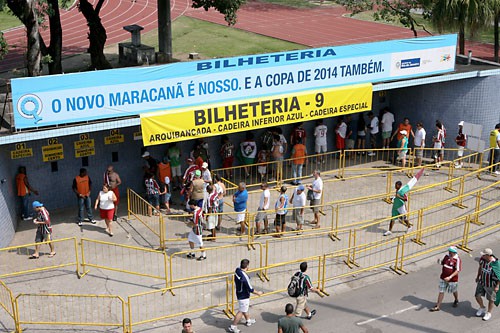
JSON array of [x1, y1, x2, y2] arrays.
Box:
[[495, 14, 499, 63], [459, 26, 465, 55], [78, 0, 112, 70], [47, 0, 63, 74]]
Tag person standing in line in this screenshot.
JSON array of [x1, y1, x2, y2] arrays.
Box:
[[290, 185, 306, 234], [430, 246, 461, 311], [278, 303, 309, 333], [157, 157, 172, 209], [335, 116, 347, 154], [214, 174, 226, 231], [220, 135, 235, 179], [474, 248, 500, 321], [380, 107, 395, 149], [189, 170, 205, 208], [271, 134, 285, 181], [186, 199, 206, 261], [344, 115, 354, 158], [181, 318, 195, 333], [391, 117, 415, 145], [228, 259, 263, 333], [291, 137, 307, 185], [72, 168, 95, 226], [200, 162, 212, 186], [306, 170, 323, 228], [256, 148, 269, 182], [205, 184, 218, 241], [145, 172, 164, 216], [233, 182, 249, 236], [455, 121, 467, 168], [274, 186, 288, 236], [366, 111, 379, 156], [488, 123, 500, 174], [94, 184, 117, 236], [255, 182, 270, 235], [293, 262, 320, 319], [414, 122, 426, 167], [168, 143, 182, 190], [30, 201, 55, 259], [433, 122, 445, 169], [238, 132, 257, 178], [16, 166, 39, 220], [356, 114, 367, 154], [104, 165, 122, 221], [314, 119, 328, 164], [290, 122, 307, 147], [397, 130, 409, 168]]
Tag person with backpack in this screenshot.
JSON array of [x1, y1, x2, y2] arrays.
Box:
[[289, 262, 320, 319]]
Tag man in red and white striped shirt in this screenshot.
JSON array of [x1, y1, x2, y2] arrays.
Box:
[[475, 248, 500, 321], [187, 199, 206, 261], [30, 201, 55, 259], [430, 247, 461, 312]]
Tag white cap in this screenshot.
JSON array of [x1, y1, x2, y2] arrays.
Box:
[[202, 162, 208, 169], [142, 151, 150, 158], [458, 121, 464, 126], [164, 176, 170, 184], [400, 130, 407, 135]]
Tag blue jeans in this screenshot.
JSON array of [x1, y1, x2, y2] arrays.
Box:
[[292, 164, 303, 183], [19, 195, 30, 218], [78, 196, 93, 222]]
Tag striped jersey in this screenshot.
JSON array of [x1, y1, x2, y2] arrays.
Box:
[[145, 178, 160, 195], [192, 207, 204, 235], [37, 207, 52, 234], [478, 256, 499, 288]]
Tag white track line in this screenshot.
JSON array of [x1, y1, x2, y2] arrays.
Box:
[[356, 305, 422, 326]]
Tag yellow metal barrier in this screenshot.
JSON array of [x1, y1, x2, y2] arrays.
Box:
[[127, 275, 231, 333], [0, 237, 80, 279], [15, 293, 127, 332], [0, 280, 17, 332], [79, 238, 169, 288], [127, 188, 166, 249]]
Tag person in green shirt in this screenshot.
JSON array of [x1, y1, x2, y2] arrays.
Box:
[[278, 303, 308, 333], [168, 143, 182, 189]]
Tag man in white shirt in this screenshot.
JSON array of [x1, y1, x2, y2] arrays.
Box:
[[414, 122, 426, 167], [314, 119, 328, 164], [367, 112, 379, 156], [255, 182, 270, 234], [290, 185, 307, 233], [380, 107, 395, 149], [307, 170, 323, 228]]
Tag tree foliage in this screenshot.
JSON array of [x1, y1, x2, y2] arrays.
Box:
[[0, 32, 7, 60], [191, 0, 245, 25]]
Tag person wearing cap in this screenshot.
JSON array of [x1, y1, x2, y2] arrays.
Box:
[[290, 185, 306, 233], [396, 129, 409, 168], [201, 162, 212, 185], [274, 186, 289, 237], [189, 170, 205, 209], [30, 201, 55, 259], [455, 121, 467, 168], [474, 248, 500, 321], [142, 151, 158, 177], [255, 182, 270, 235], [233, 182, 249, 235], [430, 246, 461, 311], [488, 123, 500, 175]]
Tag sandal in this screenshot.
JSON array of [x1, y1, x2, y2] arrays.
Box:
[[48, 252, 56, 258], [429, 306, 440, 312], [29, 255, 39, 259]]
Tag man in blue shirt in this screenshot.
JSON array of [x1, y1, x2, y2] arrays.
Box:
[[233, 182, 248, 236], [229, 259, 263, 333]]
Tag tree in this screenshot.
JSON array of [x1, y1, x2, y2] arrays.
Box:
[[78, 0, 112, 70], [490, 0, 500, 62], [191, 0, 246, 25], [7, 0, 62, 76], [432, 0, 493, 55], [337, 0, 433, 37], [0, 32, 7, 60]]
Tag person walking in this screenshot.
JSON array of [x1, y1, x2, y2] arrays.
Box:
[[278, 303, 309, 333], [181, 318, 195, 333], [30, 201, 55, 259], [104, 165, 121, 221], [255, 182, 270, 235], [16, 166, 38, 220], [488, 123, 500, 174], [475, 248, 500, 321], [72, 168, 95, 226], [94, 184, 117, 236], [293, 262, 320, 319], [233, 182, 249, 235], [290, 185, 306, 233], [307, 170, 323, 228], [186, 199, 206, 261], [430, 246, 461, 311], [383, 180, 411, 236], [228, 259, 263, 333], [274, 186, 289, 236]]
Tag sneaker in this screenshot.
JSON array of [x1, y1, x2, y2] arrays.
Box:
[[245, 318, 256, 326], [476, 307, 486, 317], [90, 219, 97, 224], [455, 165, 462, 169], [197, 255, 207, 261], [78, 221, 83, 226], [495, 171, 500, 175], [383, 230, 392, 236], [84, 218, 91, 222], [367, 152, 375, 156], [113, 215, 117, 222], [306, 309, 317, 319], [406, 226, 412, 233], [483, 312, 491, 321], [228, 325, 241, 333], [187, 253, 195, 259], [453, 300, 459, 308]]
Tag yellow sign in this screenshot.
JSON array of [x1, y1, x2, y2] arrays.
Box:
[[133, 131, 142, 141], [42, 143, 64, 162], [141, 83, 372, 146], [105, 129, 124, 145], [11, 143, 33, 159], [74, 139, 95, 158]]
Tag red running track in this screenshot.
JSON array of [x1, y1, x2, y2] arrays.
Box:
[[1, 0, 496, 73]]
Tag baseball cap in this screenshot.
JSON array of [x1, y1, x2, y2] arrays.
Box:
[[481, 248, 493, 256], [141, 151, 150, 158], [458, 121, 464, 126], [32, 201, 43, 208], [187, 158, 194, 163], [297, 185, 305, 191], [164, 176, 170, 184], [448, 246, 458, 253], [400, 130, 407, 135], [202, 162, 208, 169], [194, 170, 201, 177]]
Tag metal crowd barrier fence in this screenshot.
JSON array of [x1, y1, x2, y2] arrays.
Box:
[[0, 237, 80, 279], [127, 275, 231, 333], [15, 293, 127, 333], [465, 201, 500, 248], [79, 238, 169, 288], [0, 280, 17, 332], [127, 188, 166, 249]]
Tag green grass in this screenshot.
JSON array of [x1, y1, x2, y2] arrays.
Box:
[[141, 16, 308, 59], [0, 11, 21, 31]]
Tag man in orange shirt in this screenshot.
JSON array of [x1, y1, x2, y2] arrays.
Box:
[[16, 166, 38, 220], [291, 138, 307, 185], [391, 118, 415, 145], [72, 168, 95, 226]]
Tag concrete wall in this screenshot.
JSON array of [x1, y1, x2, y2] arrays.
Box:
[[0, 147, 19, 247]]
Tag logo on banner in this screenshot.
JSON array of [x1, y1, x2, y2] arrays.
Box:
[[398, 58, 421, 69], [441, 54, 452, 62], [17, 94, 43, 125]]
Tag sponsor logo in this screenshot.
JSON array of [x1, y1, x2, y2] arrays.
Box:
[[400, 58, 421, 69], [17, 94, 43, 124]]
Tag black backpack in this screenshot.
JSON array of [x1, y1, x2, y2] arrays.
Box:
[[287, 272, 304, 298]]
